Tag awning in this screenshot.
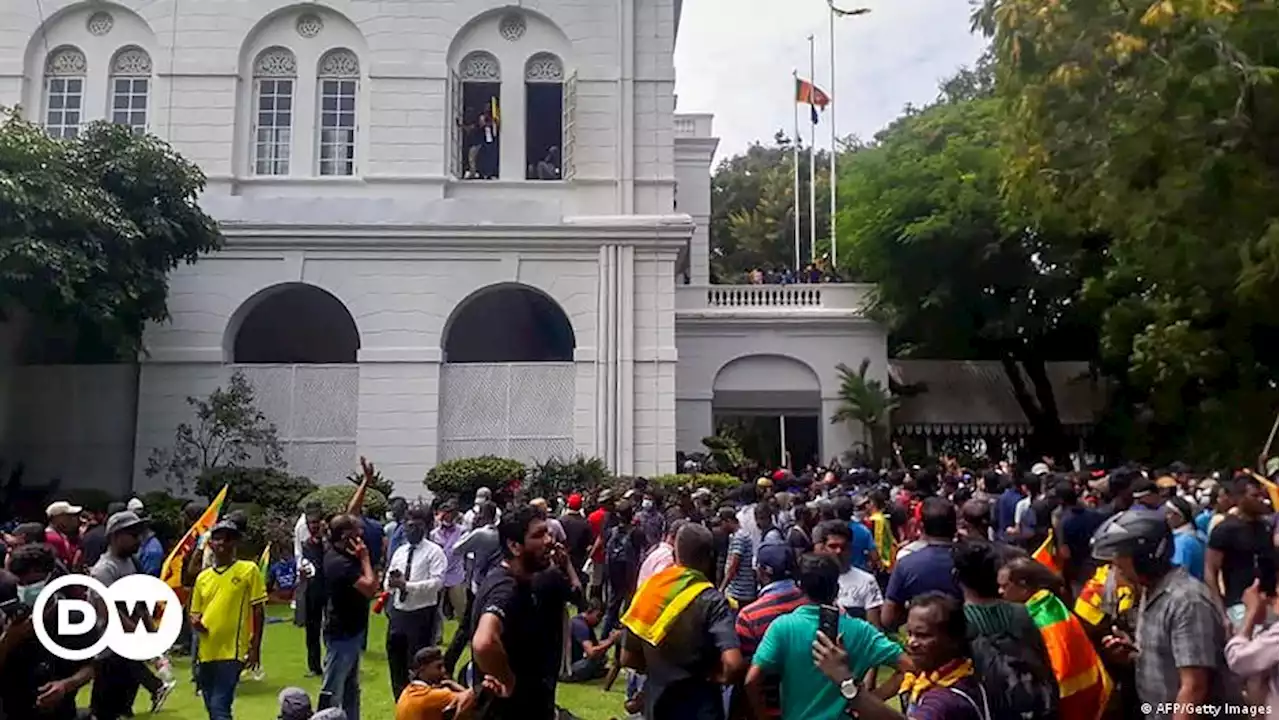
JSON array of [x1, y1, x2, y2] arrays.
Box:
[[889, 360, 1106, 437]]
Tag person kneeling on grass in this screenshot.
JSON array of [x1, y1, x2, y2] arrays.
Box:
[[191, 519, 267, 720], [396, 646, 505, 720], [564, 599, 620, 682]]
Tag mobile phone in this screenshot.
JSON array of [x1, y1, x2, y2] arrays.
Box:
[[818, 605, 840, 642]]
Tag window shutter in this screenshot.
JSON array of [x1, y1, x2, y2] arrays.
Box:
[[562, 71, 578, 180]]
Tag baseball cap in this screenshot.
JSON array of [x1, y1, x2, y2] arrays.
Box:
[[597, 489, 614, 504], [1155, 476, 1178, 490], [691, 487, 712, 499], [1131, 478, 1157, 499], [46, 501, 83, 519], [105, 511, 147, 536], [126, 497, 145, 513], [1030, 462, 1050, 476], [277, 687, 312, 720], [756, 542, 794, 579], [757, 476, 774, 489], [567, 493, 583, 511], [210, 519, 242, 537]]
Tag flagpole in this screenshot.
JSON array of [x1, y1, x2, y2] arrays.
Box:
[[808, 34, 817, 265], [828, 5, 838, 270], [792, 70, 801, 271]]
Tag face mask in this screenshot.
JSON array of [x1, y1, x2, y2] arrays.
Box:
[[405, 527, 426, 545], [641, 499, 654, 511], [17, 579, 48, 607]]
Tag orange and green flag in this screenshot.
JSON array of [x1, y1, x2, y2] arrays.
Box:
[[622, 565, 713, 646], [160, 484, 228, 590], [1032, 530, 1058, 572], [1027, 589, 1113, 720], [871, 511, 897, 571], [795, 77, 830, 124]]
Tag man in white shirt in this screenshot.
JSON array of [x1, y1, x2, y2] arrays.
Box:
[[460, 487, 500, 532], [637, 518, 684, 586], [384, 506, 447, 701], [813, 520, 885, 625]]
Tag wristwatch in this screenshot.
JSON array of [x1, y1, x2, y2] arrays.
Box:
[[839, 677, 859, 700]]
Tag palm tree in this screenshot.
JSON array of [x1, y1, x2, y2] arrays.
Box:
[[830, 359, 900, 462]]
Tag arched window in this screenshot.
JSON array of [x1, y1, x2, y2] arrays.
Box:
[[252, 47, 297, 176], [109, 47, 152, 133], [317, 49, 359, 176], [43, 47, 86, 139], [524, 53, 564, 180], [454, 51, 501, 180]]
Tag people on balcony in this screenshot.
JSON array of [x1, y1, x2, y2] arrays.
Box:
[[742, 259, 843, 285]]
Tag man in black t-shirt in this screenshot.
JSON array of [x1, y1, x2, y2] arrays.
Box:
[[560, 493, 593, 575], [318, 513, 378, 720], [1206, 475, 1277, 617], [298, 508, 328, 676], [471, 506, 584, 720]]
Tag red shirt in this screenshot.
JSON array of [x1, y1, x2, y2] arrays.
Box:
[[45, 527, 76, 567], [588, 508, 609, 562]]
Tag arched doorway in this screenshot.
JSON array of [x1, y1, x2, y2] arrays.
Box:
[[713, 355, 822, 470], [226, 283, 360, 483], [438, 284, 576, 463]]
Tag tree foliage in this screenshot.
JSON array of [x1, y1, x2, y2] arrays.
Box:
[[837, 89, 1099, 459], [710, 131, 837, 280], [145, 371, 286, 494], [977, 0, 1278, 463], [0, 112, 222, 360], [830, 358, 900, 461]]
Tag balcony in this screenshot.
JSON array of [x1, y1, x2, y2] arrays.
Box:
[[675, 283, 876, 328], [674, 113, 714, 139]]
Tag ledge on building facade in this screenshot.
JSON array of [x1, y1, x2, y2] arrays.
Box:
[[674, 114, 714, 139], [674, 283, 877, 327]]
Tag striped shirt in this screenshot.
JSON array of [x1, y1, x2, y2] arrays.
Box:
[[735, 580, 808, 658], [725, 529, 757, 602], [736, 580, 808, 719]]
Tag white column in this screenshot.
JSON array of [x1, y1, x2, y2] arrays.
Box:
[[779, 415, 788, 467], [619, 246, 636, 476]]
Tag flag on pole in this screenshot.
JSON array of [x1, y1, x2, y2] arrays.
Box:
[[490, 96, 500, 129], [160, 484, 229, 590], [257, 543, 271, 588], [1031, 529, 1058, 572], [795, 77, 830, 124]]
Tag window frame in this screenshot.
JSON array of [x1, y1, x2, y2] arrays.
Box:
[[250, 47, 299, 177], [43, 47, 87, 139], [315, 49, 360, 177], [108, 47, 153, 134]]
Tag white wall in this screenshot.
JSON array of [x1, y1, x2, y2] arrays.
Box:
[[674, 320, 889, 464], [0, 0, 678, 214]]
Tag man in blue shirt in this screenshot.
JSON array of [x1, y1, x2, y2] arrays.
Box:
[[881, 497, 962, 630], [834, 496, 878, 572], [1166, 496, 1206, 580], [996, 477, 1023, 544]]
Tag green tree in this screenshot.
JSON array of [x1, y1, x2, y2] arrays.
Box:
[[836, 88, 1099, 460], [0, 112, 222, 360], [709, 132, 839, 281], [977, 0, 1279, 463], [830, 358, 900, 461]]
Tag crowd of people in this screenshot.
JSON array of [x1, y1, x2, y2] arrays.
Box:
[[740, 259, 842, 285], [0, 456, 1275, 720]]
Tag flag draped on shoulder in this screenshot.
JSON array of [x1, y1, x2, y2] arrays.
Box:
[[1032, 530, 1058, 572], [160, 485, 228, 590], [1073, 564, 1133, 627], [621, 565, 713, 646], [795, 77, 830, 124], [1026, 589, 1113, 720]]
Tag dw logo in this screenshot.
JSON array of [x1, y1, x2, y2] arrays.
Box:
[[33, 574, 183, 661]]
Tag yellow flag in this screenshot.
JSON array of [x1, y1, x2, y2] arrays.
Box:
[[257, 543, 271, 587], [160, 485, 229, 590]]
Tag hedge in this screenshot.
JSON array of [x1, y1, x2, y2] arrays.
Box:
[[300, 484, 389, 519], [425, 456, 526, 504], [197, 466, 316, 514]]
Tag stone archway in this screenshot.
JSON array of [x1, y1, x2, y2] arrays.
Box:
[[712, 354, 822, 469], [225, 282, 360, 483], [438, 284, 576, 463]]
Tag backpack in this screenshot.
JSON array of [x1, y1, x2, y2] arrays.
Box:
[[605, 525, 636, 579], [969, 633, 1059, 720]]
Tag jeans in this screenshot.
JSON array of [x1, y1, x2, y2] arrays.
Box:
[[320, 632, 365, 720], [566, 656, 608, 683], [197, 660, 243, 720]]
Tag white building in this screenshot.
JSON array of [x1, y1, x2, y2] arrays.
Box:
[[0, 0, 887, 498]]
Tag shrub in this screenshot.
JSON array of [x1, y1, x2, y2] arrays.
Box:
[[238, 504, 294, 560], [701, 434, 746, 473], [650, 473, 741, 496], [425, 456, 526, 505], [138, 490, 189, 545], [345, 468, 395, 499], [64, 488, 119, 514], [525, 456, 613, 501], [300, 484, 389, 520], [197, 466, 316, 514]]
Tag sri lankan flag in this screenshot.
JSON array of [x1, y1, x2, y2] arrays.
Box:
[[795, 77, 830, 124], [1027, 589, 1113, 720], [871, 511, 897, 572], [1032, 530, 1059, 573], [1073, 564, 1134, 627], [161, 484, 229, 591], [490, 96, 500, 129], [621, 565, 713, 646]]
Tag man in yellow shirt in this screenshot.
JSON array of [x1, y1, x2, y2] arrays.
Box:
[[191, 519, 267, 720]]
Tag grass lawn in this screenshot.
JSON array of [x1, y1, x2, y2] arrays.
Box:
[[127, 604, 628, 719]]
